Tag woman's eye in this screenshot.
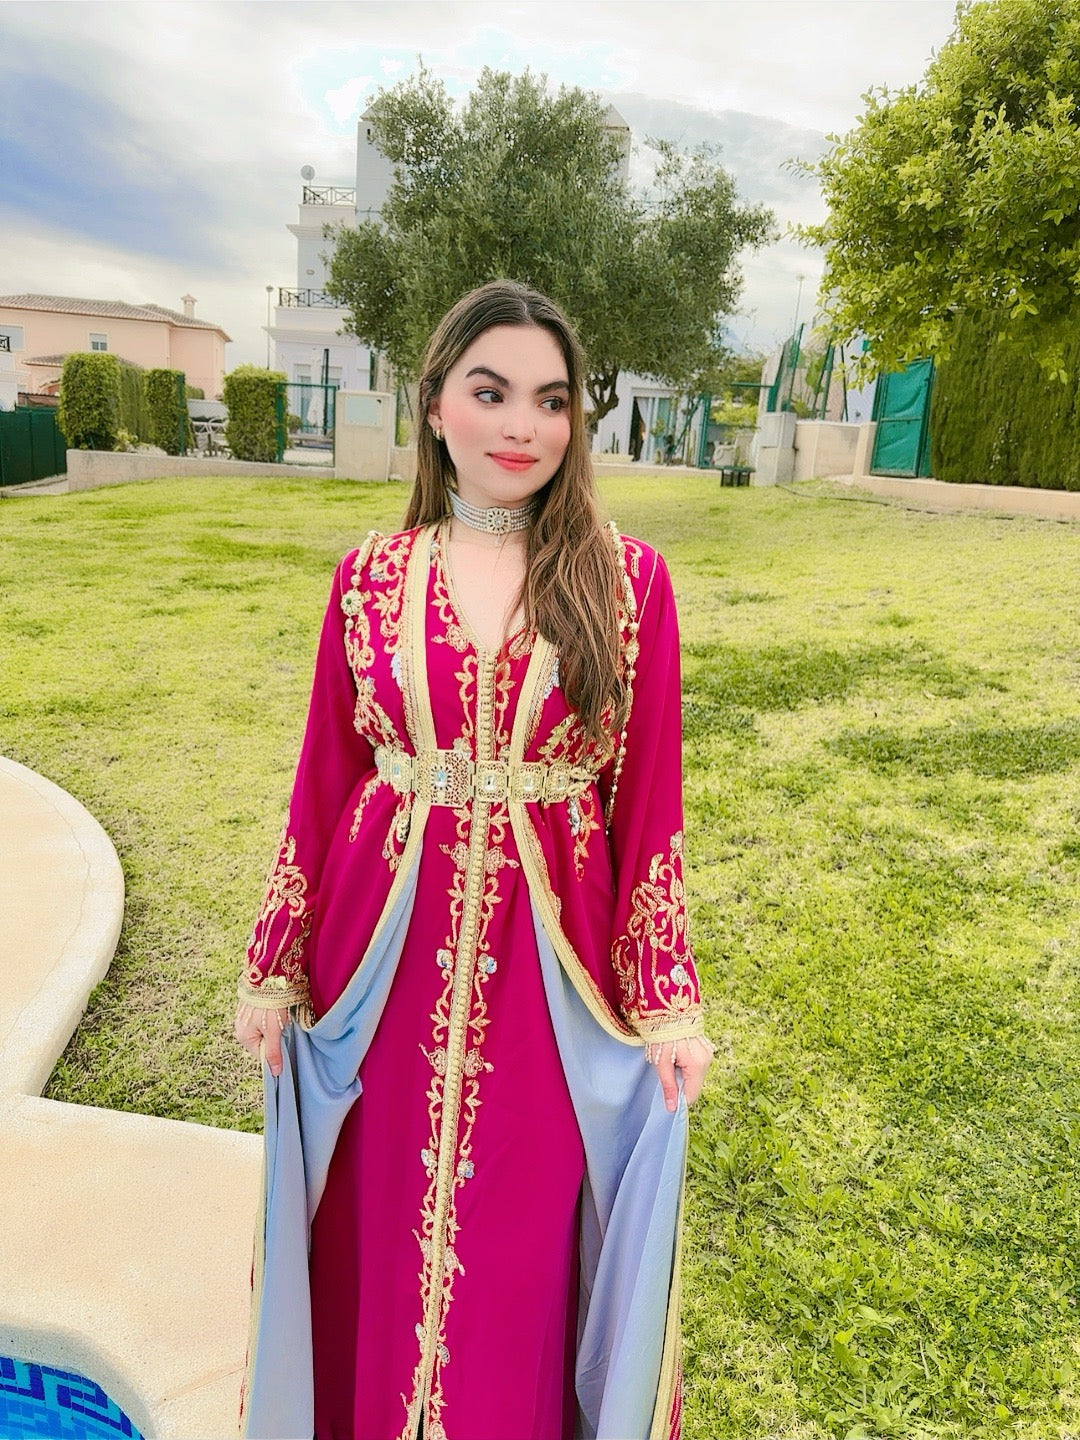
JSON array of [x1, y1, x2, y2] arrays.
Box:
[[541, 396, 566, 412], [475, 388, 501, 404]]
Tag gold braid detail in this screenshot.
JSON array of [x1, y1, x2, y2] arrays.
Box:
[[604, 521, 640, 830]]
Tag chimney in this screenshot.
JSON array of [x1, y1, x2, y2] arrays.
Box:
[[181, 294, 196, 319]]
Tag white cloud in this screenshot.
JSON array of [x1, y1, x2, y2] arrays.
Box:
[[0, 0, 960, 367], [325, 76, 375, 126]]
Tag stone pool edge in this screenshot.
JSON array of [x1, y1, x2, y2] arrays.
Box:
[[0, 754, 261, 1440]]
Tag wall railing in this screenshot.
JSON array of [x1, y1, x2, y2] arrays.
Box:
[[277, 289, 341, 309], [302, 186, 356, 206]]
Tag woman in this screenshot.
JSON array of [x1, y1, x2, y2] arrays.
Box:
[[234, 280, 712, 1440]]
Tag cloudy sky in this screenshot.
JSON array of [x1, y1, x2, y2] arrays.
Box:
[[0, 0, 959, 372]]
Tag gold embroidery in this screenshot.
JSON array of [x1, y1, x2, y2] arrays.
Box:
[[244, 830, 312, 998], [400, 651, 504, 1439], [612, 831, 702, 1036], [349, 775, 380, 842], [506, 636, 639, 1045]]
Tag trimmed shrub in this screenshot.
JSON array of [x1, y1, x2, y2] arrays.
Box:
[[932, 311, 1080, 489], [223, 366, 285, 463], [58, 353, 121, 450], [117, 359, 151, 443], [185, 385, 205, 400], [146, 368, 193, 455]]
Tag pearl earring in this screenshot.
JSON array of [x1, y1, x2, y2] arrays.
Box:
[[433, 425, 444, 442]]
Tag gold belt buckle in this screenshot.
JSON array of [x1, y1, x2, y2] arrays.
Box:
[[473, 760, 509, 801]]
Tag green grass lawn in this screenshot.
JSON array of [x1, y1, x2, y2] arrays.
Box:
[[2, 474, 1079, 1439]]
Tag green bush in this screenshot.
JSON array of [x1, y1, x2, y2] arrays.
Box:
[[932, 309, 1080, 489], [57, 353, 121, 450], [117, 360, 151, 443], [185, 385, 205, 401], [146, 368, 193, 455], [223, 366, 284, 463]]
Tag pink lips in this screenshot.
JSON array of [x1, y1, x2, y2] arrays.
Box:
[[489, 452, 537, 471]]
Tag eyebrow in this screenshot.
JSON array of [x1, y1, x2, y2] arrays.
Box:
[[464, 365, 571, 395]]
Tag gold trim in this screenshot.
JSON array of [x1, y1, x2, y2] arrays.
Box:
[[649, 1136, 687, 1440], [413, 652, 499, 1428], [239, 1119, 269, 1437], [507, 634, 640, 1046], [403, 524, 439, 753]]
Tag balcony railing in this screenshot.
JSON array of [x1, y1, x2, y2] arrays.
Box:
[[277, 288, 342, 309], [302, 186, 356, 206], [0, 335, 10, 352]]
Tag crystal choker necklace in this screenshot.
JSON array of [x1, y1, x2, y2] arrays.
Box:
[[448, 490, 538, 535]]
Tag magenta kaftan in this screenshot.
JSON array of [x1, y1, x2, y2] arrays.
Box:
[[240, 522, 704, 1440]]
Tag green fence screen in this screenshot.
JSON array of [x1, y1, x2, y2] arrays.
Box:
[[0, 408, 67, 487], [870, 360, 935, 478]]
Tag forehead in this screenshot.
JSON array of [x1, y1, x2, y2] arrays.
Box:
[[449, 323, 568, 383]]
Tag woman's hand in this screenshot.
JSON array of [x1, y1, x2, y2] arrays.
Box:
[[647, 1034, 714, 1111], [234, 1002, 290, 1077]]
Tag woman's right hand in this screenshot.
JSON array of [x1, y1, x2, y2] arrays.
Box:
[[234, 1002, 290, 1077]]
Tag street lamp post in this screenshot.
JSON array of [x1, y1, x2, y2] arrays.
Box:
[[791, 273, 807, 337], [265, 285, 274, 368]]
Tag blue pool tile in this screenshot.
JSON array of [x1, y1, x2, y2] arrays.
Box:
[[0, 1357, 142, 1439]]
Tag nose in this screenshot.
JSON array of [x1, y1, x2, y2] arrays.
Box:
[[501, 402, 536, 443]]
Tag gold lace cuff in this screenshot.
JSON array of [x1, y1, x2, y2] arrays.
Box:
[[630, 1007, 706, 1044], [236, 973, 310, 1011]]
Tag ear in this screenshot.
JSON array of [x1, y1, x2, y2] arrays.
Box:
[[426, 398, 442, 433]]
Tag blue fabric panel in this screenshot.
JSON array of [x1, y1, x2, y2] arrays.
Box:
[[243, 862, 419, 1440], [531, 909, 686, 1440]]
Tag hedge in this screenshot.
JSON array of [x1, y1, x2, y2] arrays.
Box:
[[58, 353, 121, 450], [932, 310, 1080, 489], [146, 368, 193, 455], [223, 366, 285, 463], [117, 359, 152, 443]]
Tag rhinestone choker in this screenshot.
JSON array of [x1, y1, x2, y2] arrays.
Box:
[[448, 490, 538, 535]]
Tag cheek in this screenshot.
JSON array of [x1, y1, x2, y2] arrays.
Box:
[[547, 412, 572, 454], [438, 394, 489, 446]]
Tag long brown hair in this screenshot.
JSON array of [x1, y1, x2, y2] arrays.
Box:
[[404, 280, 627, 748]]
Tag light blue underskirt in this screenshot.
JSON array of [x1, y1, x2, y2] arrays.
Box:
[[243, 856, 686, 1440]]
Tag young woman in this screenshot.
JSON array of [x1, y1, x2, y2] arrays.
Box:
[[234, 280, 713, 1440]]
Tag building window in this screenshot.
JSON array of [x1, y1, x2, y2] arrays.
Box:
[[89, 333, 108, 352], [0, 325, 25, 352]]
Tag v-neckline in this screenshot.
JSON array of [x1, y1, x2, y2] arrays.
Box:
[[435, 521, 531, 660]]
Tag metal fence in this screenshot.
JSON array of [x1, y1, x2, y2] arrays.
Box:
[[0, 407, 66, 487]]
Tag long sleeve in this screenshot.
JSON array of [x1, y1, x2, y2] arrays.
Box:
[[605, 546, 704, 1042], [238, 551, 374, 1010]]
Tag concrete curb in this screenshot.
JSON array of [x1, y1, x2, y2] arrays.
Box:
[[0, 756, 124, 1097], [839, 472, 1080, 523], [0, 755, 261, 1439]]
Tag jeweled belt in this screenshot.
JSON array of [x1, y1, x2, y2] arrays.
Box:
[[374, 743, 595, 807]]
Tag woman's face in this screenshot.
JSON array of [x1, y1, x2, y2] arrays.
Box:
[[428, 323, 573, 509]]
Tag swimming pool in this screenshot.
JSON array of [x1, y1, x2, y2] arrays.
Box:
[[0, 1355, 144, 1439]]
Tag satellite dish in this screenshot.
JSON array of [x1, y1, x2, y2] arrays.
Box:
[[301, 165, 316, 181]]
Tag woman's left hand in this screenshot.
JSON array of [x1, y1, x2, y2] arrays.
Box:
[[648, 1034, 715, 1111]]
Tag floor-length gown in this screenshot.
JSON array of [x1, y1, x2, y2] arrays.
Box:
[[239, 522, 705, 1440]]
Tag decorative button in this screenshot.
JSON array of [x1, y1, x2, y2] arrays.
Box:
[[457, 1159, 475, 1179], [436, 949, 453, 970], [420, 1147, 436, 1169], [671, 963, 690, 986], [480, 957, 497, 975]]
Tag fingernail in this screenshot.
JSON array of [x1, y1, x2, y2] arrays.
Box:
[[666, 1098, 676, 1112]]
